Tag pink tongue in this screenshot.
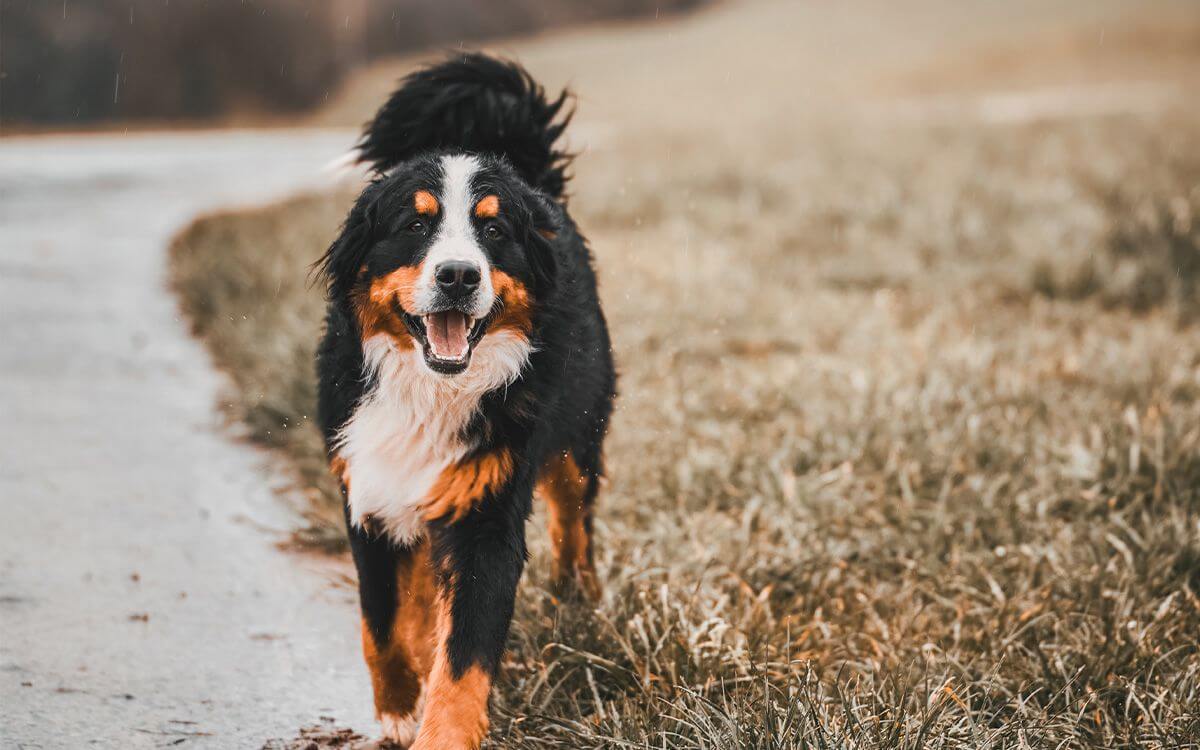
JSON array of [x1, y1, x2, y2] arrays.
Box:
[[427, 311, 469, 360]]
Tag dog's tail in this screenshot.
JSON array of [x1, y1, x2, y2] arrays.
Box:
[[356, 53, 574, 200]]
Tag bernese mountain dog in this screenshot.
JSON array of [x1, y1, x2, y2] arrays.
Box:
[[316, 54, 615, 748]]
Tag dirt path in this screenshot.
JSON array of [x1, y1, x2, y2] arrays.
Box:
[[0, 130, 374, 748]]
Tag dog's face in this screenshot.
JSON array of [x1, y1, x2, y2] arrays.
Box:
[[322, 153, 558, 376]]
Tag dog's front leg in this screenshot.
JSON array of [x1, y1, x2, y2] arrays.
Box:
[[412, 465, 530, 750], [345, 516, 437, 748]]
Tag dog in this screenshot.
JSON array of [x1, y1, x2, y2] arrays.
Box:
[[315, 54, 615, 749]]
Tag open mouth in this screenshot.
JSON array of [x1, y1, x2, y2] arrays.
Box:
[[398, 306, 490, 375]]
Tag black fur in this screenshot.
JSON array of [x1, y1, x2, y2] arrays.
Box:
[[315, 53, 615, 730], [356, 52, 574, 200]]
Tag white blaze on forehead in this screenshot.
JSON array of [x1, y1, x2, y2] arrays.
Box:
[[411, 154, 494, 318], [440, 154, 481, 238]]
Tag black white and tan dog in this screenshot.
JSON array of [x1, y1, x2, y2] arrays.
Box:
[[315, 54, 615, 748]]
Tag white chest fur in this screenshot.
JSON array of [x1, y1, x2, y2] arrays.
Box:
[[336, 333, 532, 545]]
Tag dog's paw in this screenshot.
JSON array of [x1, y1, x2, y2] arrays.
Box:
[[550, 565, 602, 605], [379, 712, 419, 748]]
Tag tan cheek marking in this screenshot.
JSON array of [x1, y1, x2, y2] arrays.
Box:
[[369, 265, 423, 312], [355, 266, 423, 348], [536, 228, 557, 240], [423, 449, 514, 523], [411, 598, 491, 750], [489, 270, 533, 335], [414, 190, 439, 215], [474, 195, 500, 219]]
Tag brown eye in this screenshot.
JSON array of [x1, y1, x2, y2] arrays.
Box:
[[484, 223, 504, 241], [408, 220, 427, 234]]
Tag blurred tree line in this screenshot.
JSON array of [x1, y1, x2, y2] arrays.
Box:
[[1, 0, 700, 128]]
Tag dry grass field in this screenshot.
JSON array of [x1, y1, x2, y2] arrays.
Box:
[[170, 0, 1200, 745]]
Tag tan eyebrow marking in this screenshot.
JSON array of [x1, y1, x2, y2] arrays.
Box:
[[474, 195, 500, 219], [414, 190, 439, 215]]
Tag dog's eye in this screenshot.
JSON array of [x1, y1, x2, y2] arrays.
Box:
[[484, 223, 504, 241], [407, 220, 427, 235]]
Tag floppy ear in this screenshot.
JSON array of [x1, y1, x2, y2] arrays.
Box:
[[313, 188, 377, 299], [524, 194, 561, 295]]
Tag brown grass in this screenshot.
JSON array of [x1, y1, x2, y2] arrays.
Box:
[[171, 0, 1200, 745], [1032, 164, 1200, 323]]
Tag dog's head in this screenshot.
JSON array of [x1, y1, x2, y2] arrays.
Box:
[[319, 153, 560, 376]]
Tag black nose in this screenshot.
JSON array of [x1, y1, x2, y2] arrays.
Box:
[[435, 261, 481, 299]]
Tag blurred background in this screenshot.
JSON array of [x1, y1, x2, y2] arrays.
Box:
[[3, 1, 1200, 748], [1, 0, 698, 128]]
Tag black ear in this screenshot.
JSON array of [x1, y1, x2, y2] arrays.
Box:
[[313, 187, 378, 299], [525, 194, 561, 295]]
